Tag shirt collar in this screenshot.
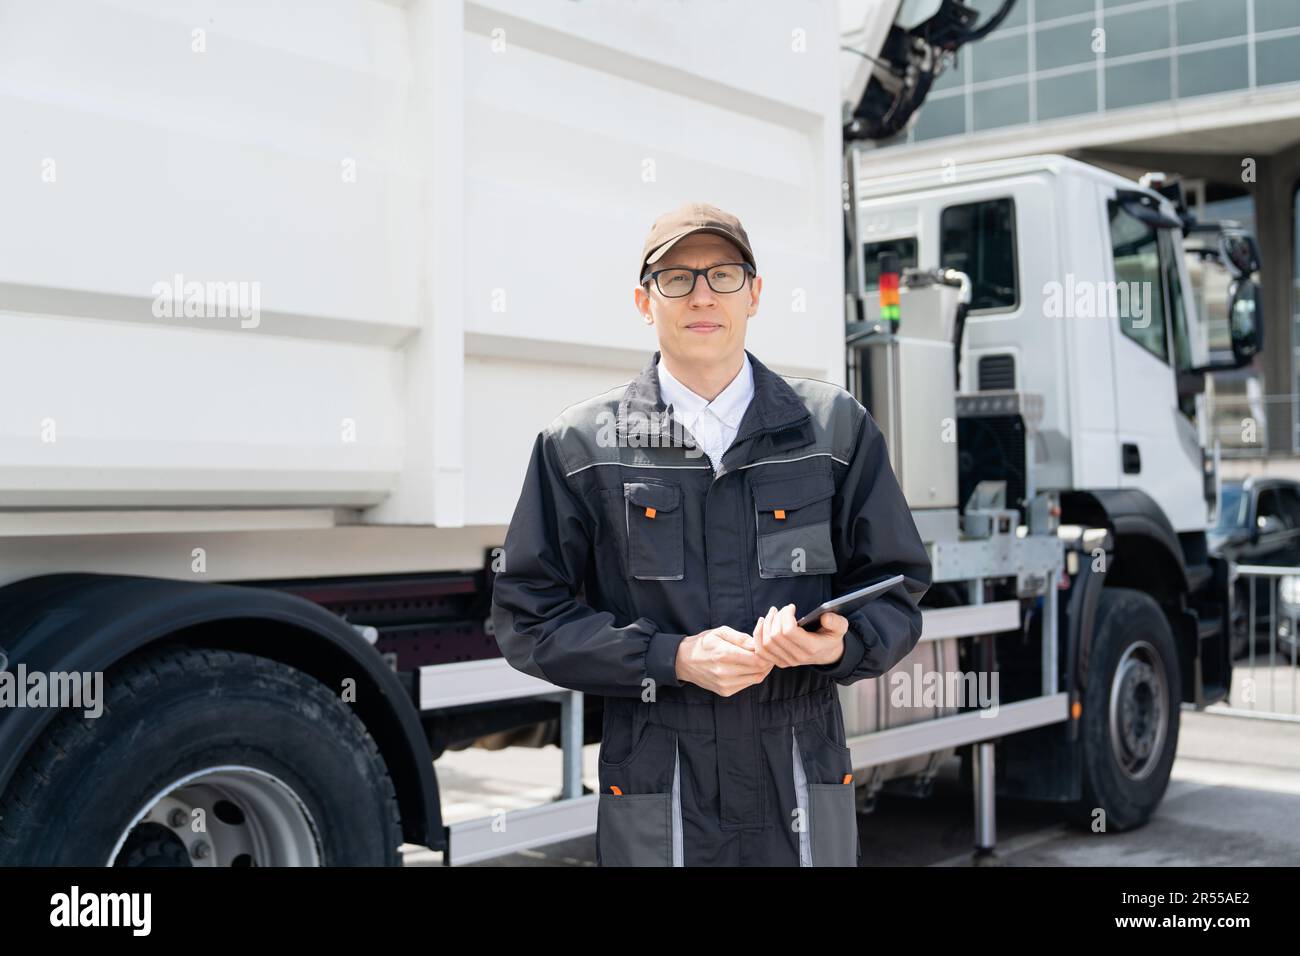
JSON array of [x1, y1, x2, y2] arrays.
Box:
[[656, 352, 754, 429], [616, 348, 810, 453]]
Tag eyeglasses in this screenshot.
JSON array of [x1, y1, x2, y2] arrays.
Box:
[[641, 262, 754, 298]]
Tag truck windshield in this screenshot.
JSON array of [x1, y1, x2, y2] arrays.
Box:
[[1215, 486, 1248, 529]]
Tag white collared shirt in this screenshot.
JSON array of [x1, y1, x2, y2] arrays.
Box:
[[656, 352, 755, 473]]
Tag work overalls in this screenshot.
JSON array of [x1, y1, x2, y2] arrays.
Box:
[[491, 348, 932, 866]]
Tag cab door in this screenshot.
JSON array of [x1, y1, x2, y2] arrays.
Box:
[[1107, 196, 1206, 531]]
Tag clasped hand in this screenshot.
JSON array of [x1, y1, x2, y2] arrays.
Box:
[[677, 604, 849, 697]]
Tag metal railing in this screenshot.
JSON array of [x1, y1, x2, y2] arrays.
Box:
[[1206, 565, 1300, 722]]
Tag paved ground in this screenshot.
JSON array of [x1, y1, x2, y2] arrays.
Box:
[[1227, 655, 1300, 717], [402, 685, 1300, 868]]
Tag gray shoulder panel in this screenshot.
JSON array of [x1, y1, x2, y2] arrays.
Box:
[[542, 375, 868, 474], [781, 376, 867, 462], [543, 383, 627, 475]]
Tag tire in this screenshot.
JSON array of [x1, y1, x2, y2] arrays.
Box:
[[0, 646, 402, 866], [1065, 587, 1180, 833]]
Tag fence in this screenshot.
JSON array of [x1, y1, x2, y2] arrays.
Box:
[[1203, 564, 1300, 722]]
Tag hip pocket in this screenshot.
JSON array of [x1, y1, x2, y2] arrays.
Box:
[[791, 720, 858, 867], [807, 784, 858, 867], [597, 723, 684, 867], [597, 792, 673, 867]]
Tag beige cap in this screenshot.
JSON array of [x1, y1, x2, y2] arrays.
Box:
[[639, 201, 756, 281]]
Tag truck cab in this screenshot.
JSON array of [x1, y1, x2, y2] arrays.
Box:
[[852, 155, 1260, 541], [843, 153, 1266, 828]]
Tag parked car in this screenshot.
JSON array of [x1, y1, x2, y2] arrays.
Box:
[[1209, 477, 1300, 660]]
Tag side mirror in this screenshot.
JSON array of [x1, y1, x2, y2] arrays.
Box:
[[1220, 232, 1261, 278], [1228, 279, 1262, 365], [1257, 514, 1284, 538]]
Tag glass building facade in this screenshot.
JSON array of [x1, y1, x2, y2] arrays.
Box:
[[883, 0, 1300, 455], [905, 0, 1300, 145]]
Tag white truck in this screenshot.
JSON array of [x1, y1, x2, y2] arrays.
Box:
[[844, 149, 1261, 838], [0, 0, 1257, 866]]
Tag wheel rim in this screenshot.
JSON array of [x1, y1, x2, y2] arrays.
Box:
[[1107, 640, 1168, 782], [107, 766, 323, 867]]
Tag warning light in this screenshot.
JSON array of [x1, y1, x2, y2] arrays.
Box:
[[878, 252, 900, 326]]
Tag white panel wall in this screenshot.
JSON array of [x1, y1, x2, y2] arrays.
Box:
[[0, 0, 845, 531], [459, 0, 845, 528], [0, 0, 418, 516]]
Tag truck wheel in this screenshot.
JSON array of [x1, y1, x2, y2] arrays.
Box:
[[1066, 587, 1180, 832], [0, 646, 402, 866]]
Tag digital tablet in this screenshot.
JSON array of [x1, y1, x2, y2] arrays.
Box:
[[796, 574, 906, 628]]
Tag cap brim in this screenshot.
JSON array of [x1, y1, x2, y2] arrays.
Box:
[[645, 227, 754, 271]]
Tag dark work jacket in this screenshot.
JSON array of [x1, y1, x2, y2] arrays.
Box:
[[490, 347, 932, 702]]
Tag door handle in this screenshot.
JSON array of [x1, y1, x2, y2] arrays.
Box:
[[1122, 443, 1141, 474]]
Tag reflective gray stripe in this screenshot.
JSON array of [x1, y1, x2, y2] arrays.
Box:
[[564, 452, 849, 478], [565, 461, 712, 477], [737, 452, 850, 470], [671, 738, 684, 867], [791, 728, 812, 867]]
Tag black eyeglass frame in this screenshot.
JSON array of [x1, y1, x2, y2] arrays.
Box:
[[640, 261, 756, 297]]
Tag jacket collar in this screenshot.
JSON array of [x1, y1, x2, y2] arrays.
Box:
[[617, 348, 810, 454]]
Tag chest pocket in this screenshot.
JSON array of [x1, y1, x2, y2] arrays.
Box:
[[752, 474, 838, 579], [624, 480, 684, 581]]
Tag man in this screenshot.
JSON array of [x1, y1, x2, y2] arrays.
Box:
[[491, 201, 932, 866]]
